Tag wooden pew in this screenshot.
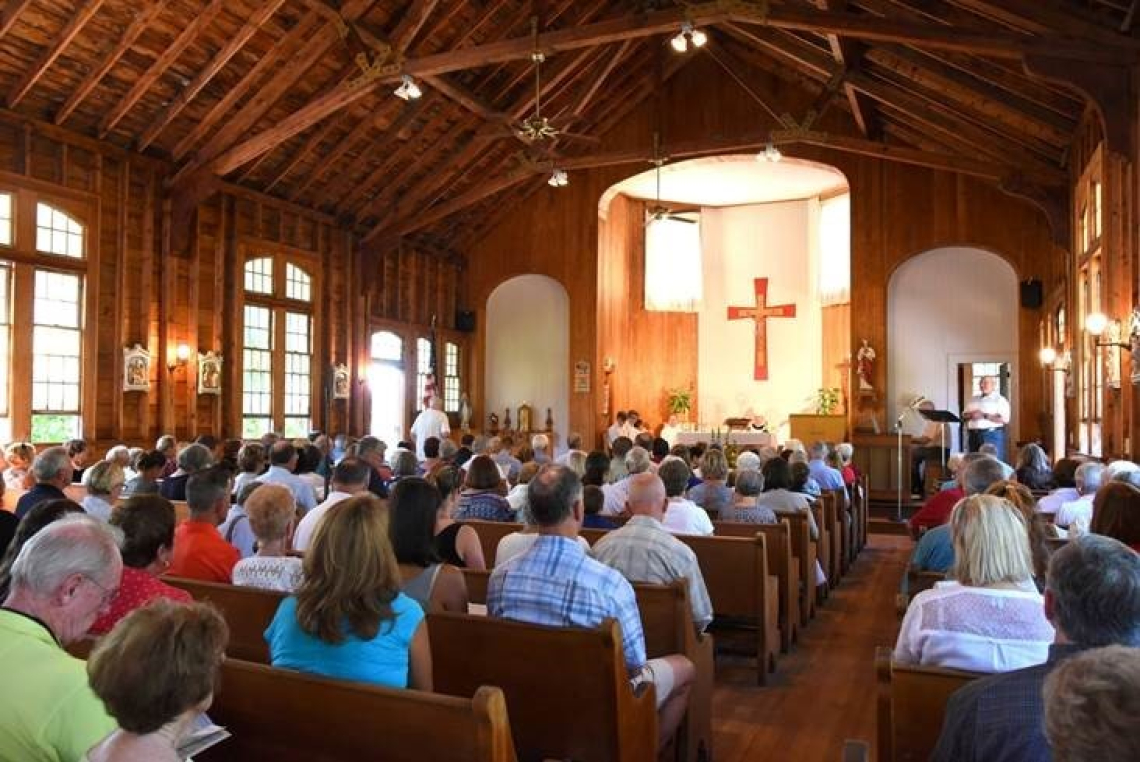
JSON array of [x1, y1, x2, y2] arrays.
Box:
[[198, 659, 518, 762], [635, 580, 714, 762], [171, 499, 190, 523], [874, 647, 981, 762], [164, 577, 283, 662], [780, 511, 819, 624], [461, 569, 711, 762], [811, 501, 832, 599], [822, 490, 846, 584], [461, 519, 524, 567], [713, 520, 799, 650], [429, 612, 658, 762], [675, 533, 780, 685]]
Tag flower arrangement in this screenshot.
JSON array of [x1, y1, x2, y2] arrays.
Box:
[[815, 387, 841, 415]]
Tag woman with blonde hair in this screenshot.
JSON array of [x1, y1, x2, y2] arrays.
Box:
[[85, 600, 228, 762], [231, 484, 302, 592], [3, 442, 35, 491], [264, 494, 431, 690], [894, 494, 1054, 673], [81, 461, 125, 522], [688, 448, 732, 518], [985, 480, 1055, 587]]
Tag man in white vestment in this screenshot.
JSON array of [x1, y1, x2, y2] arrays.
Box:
[[410, 397, 450, 460]]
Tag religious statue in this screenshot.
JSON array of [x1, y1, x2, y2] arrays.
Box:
[[488, 412, 499, 434], [1130, 310, 1140, 385], [856, 339, 876, 393], [517, 403, 532, 433], [459, 392, 472, 432]]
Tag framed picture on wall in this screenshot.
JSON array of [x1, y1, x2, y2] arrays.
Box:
[[198, 352, 222, 395], [333, 363, 350, 400], [122, 344, 151, 392]]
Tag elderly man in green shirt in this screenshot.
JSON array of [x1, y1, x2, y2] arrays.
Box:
[[0, 515, 121, 761]]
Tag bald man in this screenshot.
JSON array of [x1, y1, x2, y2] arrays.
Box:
[[593, 473, 713, 631]]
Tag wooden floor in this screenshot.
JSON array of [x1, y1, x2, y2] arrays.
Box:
[[710, 534, 911, 762]]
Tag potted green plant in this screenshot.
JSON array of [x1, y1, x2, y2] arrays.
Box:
[[815, 387, 841, 415], [666, 387, 693, 422]]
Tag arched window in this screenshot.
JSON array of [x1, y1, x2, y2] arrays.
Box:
[[415, 337, 433, 411], [0, 194, 87, 442], [443, 341, 460, 412], [241, 251, 315, 438]]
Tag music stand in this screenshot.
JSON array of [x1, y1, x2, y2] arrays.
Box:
[[917, 408, 960, 470]]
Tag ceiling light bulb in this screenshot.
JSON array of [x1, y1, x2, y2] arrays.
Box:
[[690, 28, 708, 47], [548, 169, 568, 188], [394, 74, 422, 101], [670, 32, 688, 53], [759, 141, 782, 163]]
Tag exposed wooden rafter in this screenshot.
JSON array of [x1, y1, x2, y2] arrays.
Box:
[[54, 0, 165, 125], [137, 0, 290, 150], [7, 0, 106, 108], [0, 0, 33, 40], [99, 0, 229, 138]]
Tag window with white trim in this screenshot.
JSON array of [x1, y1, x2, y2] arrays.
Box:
[[443, 341, 460, 412], [0, 193, 12, 247]]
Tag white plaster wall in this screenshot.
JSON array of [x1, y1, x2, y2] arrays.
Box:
[[485, 274, 569, 446], [698, 201, 823, 436], [887, 247, 1019, 450]]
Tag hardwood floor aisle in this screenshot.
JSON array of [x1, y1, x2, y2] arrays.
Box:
[[710, 534, 912, 762]]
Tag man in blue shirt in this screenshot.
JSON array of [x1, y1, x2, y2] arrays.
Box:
[[257, 441, 317, 513], [488, 464, 695, 751], [807, 442, 845, 491], [932, 535, 1140, 762]]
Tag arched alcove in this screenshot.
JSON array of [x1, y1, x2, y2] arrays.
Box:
[[485, 274, 569, 442], [887, 246, 1019, 450]]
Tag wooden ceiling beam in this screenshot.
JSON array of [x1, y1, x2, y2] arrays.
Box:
[[263, 111, 350, 193], [7, 0, 107, 108], [724, 24, 1065, 181], [424, 75, 508, 121], [389, 0, 440, 53], [863, 46, 1072, 145], [53, 0, 164, 125], [137, 0, 289, 151], [946, 0, 1136, 46], [570, 39, 635, 117], [99, 0, 228, 138], [813, 0, 876, 138], [179, 0, 374, 185], [0, 0, 33, 40], [171, 11, 321, 161]]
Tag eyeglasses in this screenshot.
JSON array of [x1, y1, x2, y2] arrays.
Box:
[[83, 575, 119, 607]]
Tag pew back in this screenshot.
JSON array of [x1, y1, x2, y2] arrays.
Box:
[[428, 612, 657, 762], [461, 520, 524, 566], [198, 659, 517, 762], [874, 647, 980, 762], [165, 577, 283, 662], [713, 520, 798, 649]]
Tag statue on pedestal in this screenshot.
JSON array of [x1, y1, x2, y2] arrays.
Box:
[[856, 339, 876, 393], [459, 392, 472, 432]]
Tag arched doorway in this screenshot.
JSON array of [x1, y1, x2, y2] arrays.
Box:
[[887, 246, 1019, 452], [485, 275, 569, 444], [368, 330, 405, 445]]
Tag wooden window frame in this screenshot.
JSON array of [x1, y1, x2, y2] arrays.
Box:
[[238, 240, 320, 438], [1073, 146, 1104, 457], [0, 181, 94, 442]]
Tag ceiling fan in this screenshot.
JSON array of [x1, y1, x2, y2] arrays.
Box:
[[646, 132, 696, 226], [479, 18, 600, 146]]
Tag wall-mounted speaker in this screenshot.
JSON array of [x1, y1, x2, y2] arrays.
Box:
[[456, 310, 476, 332], [1020, 279, 1043, 309]]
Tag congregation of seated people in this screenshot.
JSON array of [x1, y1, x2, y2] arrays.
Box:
[[1, 417, 1138, 762]]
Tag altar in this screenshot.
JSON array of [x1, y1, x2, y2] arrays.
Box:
[[675, 431, 776, 448]]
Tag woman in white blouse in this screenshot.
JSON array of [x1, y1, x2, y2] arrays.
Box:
[[894, 494, 1054, 673], [231, 483, 303, 592]]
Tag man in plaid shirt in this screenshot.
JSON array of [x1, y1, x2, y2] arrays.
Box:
[[488, 464, 695, 750]]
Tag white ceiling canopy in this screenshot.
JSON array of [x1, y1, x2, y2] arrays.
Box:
[[600, 154, 848, 217]]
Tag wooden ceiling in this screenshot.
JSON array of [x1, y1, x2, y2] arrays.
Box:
[[0, 0, 1134, 254]]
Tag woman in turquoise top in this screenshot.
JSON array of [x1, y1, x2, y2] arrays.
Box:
[[264, 494, 432, 690]]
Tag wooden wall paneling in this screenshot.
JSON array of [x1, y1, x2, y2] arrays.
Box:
[[83, 153, 101, 444], [141, 171, 157, 441], [222, 195, 241, 440], [112, 158, 127, 439]]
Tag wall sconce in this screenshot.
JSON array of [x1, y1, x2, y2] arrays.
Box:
[[168, 343, 192, 371], [1039, 346, 1070, 373], [1085, 311, 1132, 351]]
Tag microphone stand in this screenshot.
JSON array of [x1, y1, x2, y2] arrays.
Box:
[[894, 404, 919, 522]]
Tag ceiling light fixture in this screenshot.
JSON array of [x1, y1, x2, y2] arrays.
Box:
[[759, 140, 782, 163], [671, 21, 707, 53], [394, 74, 422, 101], [548, 168, 569, 188]]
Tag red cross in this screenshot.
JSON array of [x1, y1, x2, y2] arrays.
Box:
[[727, 278, 797, 381]]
